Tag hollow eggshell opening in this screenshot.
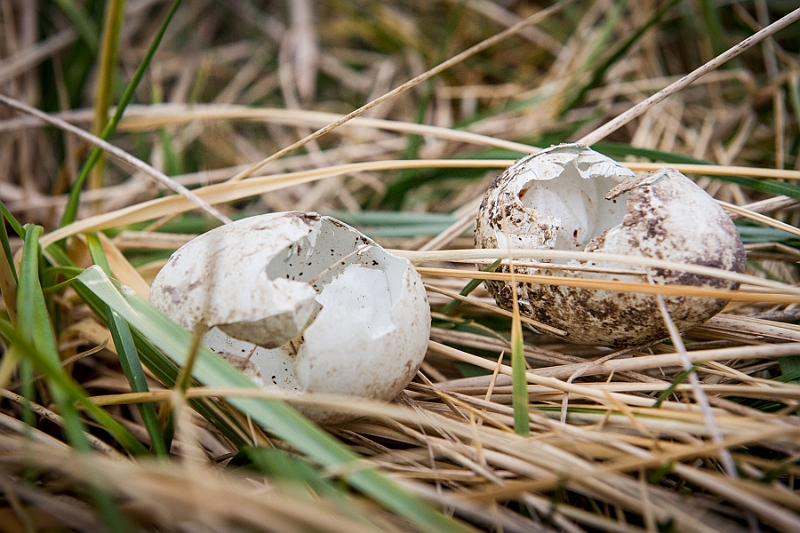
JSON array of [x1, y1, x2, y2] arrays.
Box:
[[474, 144, 746, 347], [150, 212, 431, 422]]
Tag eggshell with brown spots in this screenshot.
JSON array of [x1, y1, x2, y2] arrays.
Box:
[[474, 144, 746, 347], [150, 212, 430, 422]]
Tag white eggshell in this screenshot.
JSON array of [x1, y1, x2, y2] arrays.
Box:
[[150, 212, 430, 422], [474, 144, 746, 347]]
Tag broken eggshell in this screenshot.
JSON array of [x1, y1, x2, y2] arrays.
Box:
[[474, 143, 746, 347], [150, 212, 430, 422]]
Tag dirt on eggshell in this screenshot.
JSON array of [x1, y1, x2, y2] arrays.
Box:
[[474, 144, 746, 347]]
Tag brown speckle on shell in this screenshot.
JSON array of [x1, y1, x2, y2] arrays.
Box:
[[474, 144, 746, 347]]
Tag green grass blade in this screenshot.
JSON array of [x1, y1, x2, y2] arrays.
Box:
[[0, 199, 25, 239], [652, 363, 701, 408], [510, 310, 529, 436], [777, 362, 800, 384], [0, 317, 137, 531], [51, 0, 99, 51], [77, 266, 475, 533], [697, 0, 730, 57], [44, 243, 248, 448], [18, 227, 61, 369], [0, 207, 18, 323], [17, 233, 148, 455], [16, 227, 134, 531], [61, 0, 184, 227], [229, 445, 372, 523], [562, 0, 679, 112], [0, 208, 17, 285], [85, 234, 168, 456], [441, 259, 502, 315], [0, 316, 149, 456], [107, 310, 171, 455]]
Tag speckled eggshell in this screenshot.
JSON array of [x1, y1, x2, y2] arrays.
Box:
[[474, 144, 746, 347], [150, 212, 431, 422]]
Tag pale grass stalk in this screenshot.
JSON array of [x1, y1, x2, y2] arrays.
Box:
[[623, 161, 800, 181], [0, 389, 123, 457], [8, 106, 800, 181], [4, 136, 407, 212], [719, 200, 800, 238], [427, 339, 800, 404], [85, 384, 798, 529], [416, 266, 800, 304], [400, 249, 800, 294], [113, 104, 538, 154], [577, 8, 800, 146], [418, 198, 482, 251], [37, 159, 511, 247], [0, 28, 77, 80], [91, 385, 762, 457], [468, 423, 799, 502], [0, 93, 231, 224], [424, 283, 566, 336], [672, 463, 800, 533], [36, 156, 800, 253], [529, 343, 800, 381], [520, 493, 646, 533], [474, 382, 799, 402], [0, 436, 382, 533], [224, 0, 576, 183], [0, 411, 71, 450], [705, 315, 800, 342], [388, 422, 504, 485], [649, 273, 737, 478], [394, 480, 541, 533]]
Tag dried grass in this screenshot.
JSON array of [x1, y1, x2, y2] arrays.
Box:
[[1, 1, 800, 532]]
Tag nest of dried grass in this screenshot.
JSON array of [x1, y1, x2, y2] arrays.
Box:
[[1, 1, 799, 532]]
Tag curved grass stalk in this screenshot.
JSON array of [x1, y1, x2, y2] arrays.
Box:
[[0, 94, 229, 225], [577, 7, 800, 146]]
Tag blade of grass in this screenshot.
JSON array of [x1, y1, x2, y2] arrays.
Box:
[[578, 7, 800, 146], [0, 94, 230, 227], [561, 0, 680, 113], [0, 314, 149, 457], [697, 0, 731, 57], [85, 233, 167, 456], [77, 265, 476, 533], [652, 363, 702, 408], [0, 206, 18, 324], [229, 446, 372, 525], [43, 244, 248, 448], [89, 0, 127, 198], [17, 226, 134, 532], [502, 213, 529, 436], [60, 0, 184, 227], [51, 0, 99, 51], [510, 308, 529, 436], [441, 259, 502, 315], [0, 199, 25, 239]]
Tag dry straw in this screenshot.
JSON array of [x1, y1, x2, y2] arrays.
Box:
[[2, 2, 800, 532]]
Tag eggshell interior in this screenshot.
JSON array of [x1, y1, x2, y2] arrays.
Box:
[[474, 144, 746, 347], [150, 212, 431, 422]]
